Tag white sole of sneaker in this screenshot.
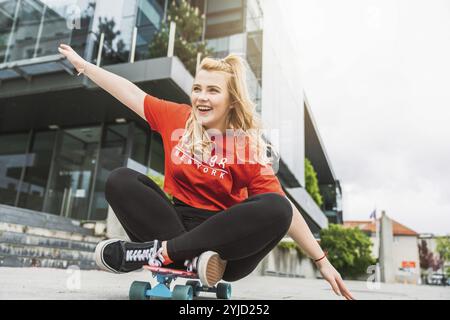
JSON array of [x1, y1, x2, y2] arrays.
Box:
[[197, 251, 227, 287], [94, 239, 125, 274]]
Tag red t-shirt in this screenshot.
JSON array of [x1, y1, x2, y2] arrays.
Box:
[[143, 94, 286, 211]]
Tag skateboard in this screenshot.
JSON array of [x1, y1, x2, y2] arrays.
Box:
[[129, 265, 232, 300]]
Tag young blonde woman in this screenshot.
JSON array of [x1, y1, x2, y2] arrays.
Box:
[[58, 44, 354, 300]]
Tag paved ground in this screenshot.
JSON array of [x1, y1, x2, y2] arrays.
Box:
[[0, 267, 449, 300]]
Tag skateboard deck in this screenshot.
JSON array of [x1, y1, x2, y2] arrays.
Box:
[[144, 265, 198, 278]]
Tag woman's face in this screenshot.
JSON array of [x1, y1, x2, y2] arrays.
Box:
[[191, 69, 233, 133]]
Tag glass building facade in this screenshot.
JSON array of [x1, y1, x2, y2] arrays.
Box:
[[0, 0, 168, 71], [0, 0, 173, 221], [0, 0, 336, 232], [0, 0, 265, 222], [203, 0, 263, 112], [0, 121, 165, 221]]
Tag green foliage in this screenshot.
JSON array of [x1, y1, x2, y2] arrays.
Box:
[[93, 16, 129, 64], [419, 239, 443, 271], [305, 158, 323, 207], [149, 0, 213, 75], [320, 224, 376, 279], [277, 240, 306, 261], [436, 236, 450, 262], [148, 174, 173, 202], [97, 17, 121, 48], [319, 184, 336, 208]]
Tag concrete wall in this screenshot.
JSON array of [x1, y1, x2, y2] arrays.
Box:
[[253, 247, 319, 279], [392, 236, 420, 284], [106, 205, 130, 241]]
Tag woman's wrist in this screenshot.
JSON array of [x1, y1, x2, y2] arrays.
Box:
[[312, 251, 328, 267], [314, 256, 329, 267], [313, 251, 327, 262], [76, 60, 89, 76]]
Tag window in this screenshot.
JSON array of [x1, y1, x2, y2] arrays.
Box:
[[0, 132, 29, 206], [17, 130, 56, 211]]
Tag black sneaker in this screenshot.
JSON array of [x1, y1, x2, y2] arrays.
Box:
[[184, 251, 227, 287], [94, 239, 166, 273]]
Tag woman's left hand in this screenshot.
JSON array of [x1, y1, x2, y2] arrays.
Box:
[[315, 258, 355, 300]]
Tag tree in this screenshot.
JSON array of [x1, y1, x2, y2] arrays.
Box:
[[149, 0, 213, 75], [436, 236, 450, 274], [305, 158, 323, 207], [320, 224, 376, 279], [418, 239, 443, 271], [436, 236, 450, 262], [93, 16, 130, 65]]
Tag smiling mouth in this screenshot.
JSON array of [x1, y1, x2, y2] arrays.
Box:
[[197, 105, 213, 113]]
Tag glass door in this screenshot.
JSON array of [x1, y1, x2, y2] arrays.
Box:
[[89, 123, 129, 220], [44, 126, 101, 220]]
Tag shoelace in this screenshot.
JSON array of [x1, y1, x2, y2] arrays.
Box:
[[148, 240, 165, 267], [184, 256, 198, 273]]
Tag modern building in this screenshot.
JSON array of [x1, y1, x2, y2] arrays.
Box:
[[0, 0, 341, 271]]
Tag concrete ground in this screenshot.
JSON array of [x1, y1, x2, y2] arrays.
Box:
[[0, 267, 449, 300]]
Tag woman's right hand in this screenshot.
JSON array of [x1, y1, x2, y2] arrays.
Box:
[[58, 44, 87, 74], [58, 43, 146, 120]]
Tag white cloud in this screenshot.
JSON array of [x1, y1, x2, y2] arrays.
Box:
[[287, 0, 450, 235]]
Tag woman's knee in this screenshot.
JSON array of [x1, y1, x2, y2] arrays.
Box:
[[105, 167, 162, 201], [105, 167, 135, 197], [258, 193, 293, 230]]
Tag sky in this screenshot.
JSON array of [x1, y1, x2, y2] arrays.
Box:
[[286, 0, 450, 235]]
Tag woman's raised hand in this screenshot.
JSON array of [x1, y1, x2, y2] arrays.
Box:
[[58, 44, 87, 75]]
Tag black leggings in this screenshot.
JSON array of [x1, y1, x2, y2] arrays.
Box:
[[104, 167, 293, 282]]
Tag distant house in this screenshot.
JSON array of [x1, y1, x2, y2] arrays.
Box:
[[344, 217, 420, 284]]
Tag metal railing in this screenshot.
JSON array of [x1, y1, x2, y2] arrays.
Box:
[[95, 21, 177, 67]]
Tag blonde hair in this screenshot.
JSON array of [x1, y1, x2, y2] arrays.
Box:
[[178, 54, 279, 167]]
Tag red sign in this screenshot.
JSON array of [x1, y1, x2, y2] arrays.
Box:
[[402, 261, 416, 268]]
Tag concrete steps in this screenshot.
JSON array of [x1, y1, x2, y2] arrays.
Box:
[[0, 222, 101, 243], [0, 205, 104, 270], [0, 242, 94, 262], [0, 204, 94, 235], [0, 230, 97, 251], [0, 255, 97, 270]]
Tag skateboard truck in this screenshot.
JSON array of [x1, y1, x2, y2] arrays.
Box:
[[129, 265, 232, 300]]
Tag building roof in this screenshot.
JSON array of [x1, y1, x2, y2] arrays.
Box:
[[343, 219, 419, 236], [304, 94, 337, 185]]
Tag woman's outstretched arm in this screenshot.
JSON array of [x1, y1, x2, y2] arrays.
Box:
[[58, 44, 146, 120], [286, 197, 355, 300]]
